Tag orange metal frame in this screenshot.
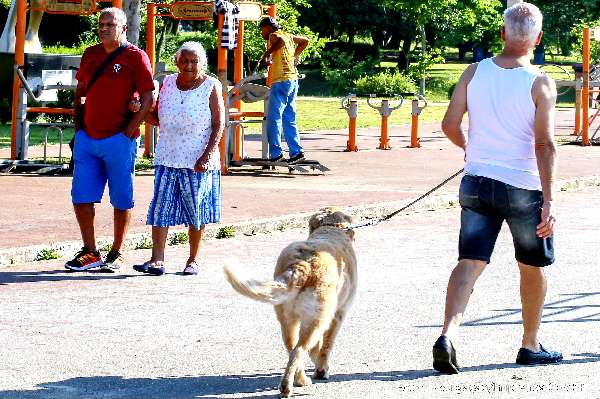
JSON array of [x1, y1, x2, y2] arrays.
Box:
[[10, 0, 122, 160], [582, 27, 591, 146], [145, 2, 274, 173]]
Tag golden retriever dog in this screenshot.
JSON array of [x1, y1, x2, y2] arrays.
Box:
[[224, 207, 357, 397]]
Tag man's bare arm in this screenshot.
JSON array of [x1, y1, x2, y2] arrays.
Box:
[[292, 35, 309, 57], [532, 74, 558, 238], [441, 63, 478, 151], [73, 81, 86, 131]]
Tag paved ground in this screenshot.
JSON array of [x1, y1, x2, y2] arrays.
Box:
[[0, 186, 598, 398], [0, 109, 598, 258], [0, 107, 599, 398]]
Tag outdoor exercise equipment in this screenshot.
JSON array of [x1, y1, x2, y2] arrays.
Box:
[[555, 26, 600, 145], [145, 2, 327, 174], [341, 94, 358, 152], [366, 94, 403, 150], [341, 92, 429, 151], [4, 0, 122, 172], [409, 94, 427, 148]]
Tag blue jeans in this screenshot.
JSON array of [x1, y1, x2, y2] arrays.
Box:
[[458, 174, 554, 267], [266, 79, 303, 158]]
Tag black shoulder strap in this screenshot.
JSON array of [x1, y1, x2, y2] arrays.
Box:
[[86, 43, 129, 94]]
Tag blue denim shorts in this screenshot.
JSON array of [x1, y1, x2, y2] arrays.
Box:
[[71, 130, 137, 210], [458, 174, 554, 267]]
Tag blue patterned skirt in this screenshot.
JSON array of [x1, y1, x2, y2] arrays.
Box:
[[147, 165, 221, 229]]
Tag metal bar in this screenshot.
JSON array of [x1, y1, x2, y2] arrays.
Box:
[[582, 28, 591, 146]]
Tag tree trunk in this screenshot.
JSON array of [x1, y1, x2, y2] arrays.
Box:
[[397, 35, 413, 73], [124, 0, 141, 46]]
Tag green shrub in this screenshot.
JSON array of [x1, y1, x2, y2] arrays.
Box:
[[354, 71, 417, 96], [320, 49, 379, 95], [216, 225, 235, 239], [35, 248, 61, 261], [169, 231, 188, 246], [136, 235, 153, 250]]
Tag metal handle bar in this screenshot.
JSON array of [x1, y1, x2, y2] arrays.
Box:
[[366, 94, 404, 110]]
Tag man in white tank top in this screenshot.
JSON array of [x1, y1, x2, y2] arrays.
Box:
[[432, 3, 562, 374]]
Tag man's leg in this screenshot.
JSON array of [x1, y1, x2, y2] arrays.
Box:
[[518, 262, 546, 352], [266, 81, 288, 159], [70, 130, 106, 254], [103, 133, 137, 253], [281, 80, 303, 157], [74, 203, 97, 251], [441, 259, 487, 340], [112, 208, 131, 253]]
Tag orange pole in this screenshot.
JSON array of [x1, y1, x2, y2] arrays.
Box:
[[266, 4, 276, 87], [233, 20, 245, 161], [410, 114, 421, 148], [144, 3, 156, 157], [347, 117, 357, 152], [378, 116, 390, 149], [582, 27, 591, 146], [10, 0, 26, 160], [112, 0, 122, 8], [217, 13, 229, 173]]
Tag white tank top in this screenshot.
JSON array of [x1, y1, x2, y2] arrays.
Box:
[[154, 74, 221, 170], [465, 57, 542, 190]]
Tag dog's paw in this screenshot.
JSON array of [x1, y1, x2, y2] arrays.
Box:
[[279, 381, 292, 397], [294, 370, 312, 387], [313, 368, 330, 380]]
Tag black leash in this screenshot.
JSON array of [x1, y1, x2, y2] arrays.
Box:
[[347, 168, 464, 230]]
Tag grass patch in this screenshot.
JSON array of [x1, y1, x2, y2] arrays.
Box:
[[35, 248, 61, 261], [240, 97, 448, 134], [0, 125, 74, 148], [216, 225, 235, 239]]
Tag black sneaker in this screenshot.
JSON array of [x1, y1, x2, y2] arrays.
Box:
[[516, 344, 563, 365], [269, 154, 284, 162], [65, 247, 103, 271], [433, 335, 460, 374], [98, 250, 124, 273], [287, 152, 305, 164]]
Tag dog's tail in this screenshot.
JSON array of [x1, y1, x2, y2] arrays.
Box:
[[223, 261, 297, 305]]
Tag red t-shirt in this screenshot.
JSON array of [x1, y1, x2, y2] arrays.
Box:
[[76, 43, 154, 139]]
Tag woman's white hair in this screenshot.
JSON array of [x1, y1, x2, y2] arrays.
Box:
[[174, 41, 208, 72], [503, 2, 543, 44], [100, 7, 127, 26]]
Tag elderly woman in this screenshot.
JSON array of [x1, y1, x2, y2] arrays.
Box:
[[134, 41, 224, 276]]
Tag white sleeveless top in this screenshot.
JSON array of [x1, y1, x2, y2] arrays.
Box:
[[154, 73, 221, 170], [465, 57, 542, 190]]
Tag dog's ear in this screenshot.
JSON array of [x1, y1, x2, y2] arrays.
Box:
[[308, 209, 326, 233]]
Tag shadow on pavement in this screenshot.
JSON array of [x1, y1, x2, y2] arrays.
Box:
[[3, 355, 600, 399], [417, 292, 600, 328], [0, 269, 142, 285]]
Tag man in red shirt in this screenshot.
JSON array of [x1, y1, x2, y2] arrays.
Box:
[[65, 7, 154, 272]]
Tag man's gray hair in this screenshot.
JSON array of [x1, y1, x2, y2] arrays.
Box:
[[503, 2, 543, 44], [100, 7, 127, 26], [174, 41, 208, 72]]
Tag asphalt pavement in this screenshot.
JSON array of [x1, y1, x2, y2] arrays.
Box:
[[0, 185, 598, 398]]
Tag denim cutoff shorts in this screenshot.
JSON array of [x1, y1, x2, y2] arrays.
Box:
[[458, 174, 554, 267]]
